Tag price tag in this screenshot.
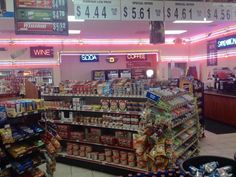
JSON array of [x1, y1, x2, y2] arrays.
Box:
[[74, 0, 120, 20], [205, 3, 233, 21], [121, 0, 163, 21], [164, 1, 205, 21]]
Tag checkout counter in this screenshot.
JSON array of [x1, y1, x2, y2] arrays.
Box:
[[204, 67, 236, 127], [204, 90, 236, 126]]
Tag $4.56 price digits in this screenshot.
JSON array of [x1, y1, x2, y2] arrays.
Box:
[[123, 7, 151, 20], [206, 8, 230, 20], [166, 7, 192, 20], [76, 5, 107, 19]]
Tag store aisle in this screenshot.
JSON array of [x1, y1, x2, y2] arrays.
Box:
[[199, 131, 236, 159], [50, 131, 236, 177]]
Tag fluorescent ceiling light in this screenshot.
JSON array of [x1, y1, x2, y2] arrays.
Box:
[[68, 15, 84, 22], [173, 20, 213, 24], [69, 30, 81, 34], [165, 30, 187, 35]]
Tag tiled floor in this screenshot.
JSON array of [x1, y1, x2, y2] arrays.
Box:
[[47, 131, 236, 177]]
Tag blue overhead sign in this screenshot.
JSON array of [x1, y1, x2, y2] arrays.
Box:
[[80, 54, 99, 62], [217, 35, 236, 50]]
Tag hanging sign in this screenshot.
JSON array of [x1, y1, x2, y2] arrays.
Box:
[[14, 0, 68, 35], [121, 0, 164, 21], [74, 0, 120, 20], [0, 0, 14, 18], [164, 1, 205, 21], [207, 40, 218, 66], [30, 46, 54, 58], [216, 35, 236, 50], [80, 54, 99, 62], [205, 3, 233, 21]]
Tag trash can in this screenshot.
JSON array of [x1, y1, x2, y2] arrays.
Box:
[[180, 155, 236, 176]]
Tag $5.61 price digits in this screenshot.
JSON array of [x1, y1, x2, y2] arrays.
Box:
[[76, 5, 107, 19], [123, 6, 151, 20], [166, 7, 192, 20], [206, 8, 230, 20]]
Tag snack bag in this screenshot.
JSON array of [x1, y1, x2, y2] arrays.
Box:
[[110, 100, 118, 111]]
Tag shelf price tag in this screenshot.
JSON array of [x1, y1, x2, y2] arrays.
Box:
[[74, 0, 120, 20], [164, 1, 205, 21], [205, 3, 233, 21], [121, 0, 163, 21]]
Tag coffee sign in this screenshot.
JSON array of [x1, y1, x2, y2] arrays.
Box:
[[30, 46, 54, 58], [126, 54, 147, 61]]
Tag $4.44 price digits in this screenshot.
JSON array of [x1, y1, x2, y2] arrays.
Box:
[[123, 7, 151, 20], [76, 5, 107, 19]]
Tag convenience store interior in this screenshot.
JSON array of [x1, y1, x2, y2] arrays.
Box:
[[1, 0, 236, 177]]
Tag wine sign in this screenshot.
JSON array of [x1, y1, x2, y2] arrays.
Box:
[[30, 46, 54, 58]]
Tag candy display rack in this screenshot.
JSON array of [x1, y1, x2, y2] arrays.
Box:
[[133, 88, 200, 172], [0, 99, 60, 177]]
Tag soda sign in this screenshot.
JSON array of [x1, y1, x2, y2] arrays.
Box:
[[126, 53, 147, 61], [80, 54, 99, 62], [30, 46, 54, 58]]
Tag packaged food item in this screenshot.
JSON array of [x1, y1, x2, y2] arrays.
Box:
[[119, 100, 127, 112], [110, 100, 118, 111], [101, 99, 109, 111], [0, 127, 14, 144], [105, 155, 112, 162], [112, 156, 120, 164], [105, 149, 112, 156], [98, 153, 105, 161]]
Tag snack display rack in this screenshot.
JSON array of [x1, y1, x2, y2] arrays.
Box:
[[0, 99, 60, 177], [131, 88, 200, 173], [41, 79, 200, 175]]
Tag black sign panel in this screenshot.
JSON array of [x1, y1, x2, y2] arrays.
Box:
[[14, 0, 68, 35]]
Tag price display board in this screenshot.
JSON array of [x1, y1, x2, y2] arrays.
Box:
[[74, 0, 120, 20], [121, 0, 163, 21], [164, 1, 205, 21], [14, 0, 68, 35], [205, 3, 234, 21]]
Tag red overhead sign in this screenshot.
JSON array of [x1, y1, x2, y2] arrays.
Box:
[[30, 46, 54, 58]]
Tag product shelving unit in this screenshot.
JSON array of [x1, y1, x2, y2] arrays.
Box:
[[42, 93, 147, 175], [42, 88, 200, 175], [0, 110, 46, 177], [0, 97, 60, 177]]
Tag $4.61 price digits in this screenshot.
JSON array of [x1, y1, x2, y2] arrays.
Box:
[[206, 8, 230, 20], [76, 5, 107, 19], [166, 8, 192, 20], [123, 7, 151, 20]]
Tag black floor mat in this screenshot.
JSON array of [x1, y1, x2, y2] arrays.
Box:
[[205, 118, 236, 134]]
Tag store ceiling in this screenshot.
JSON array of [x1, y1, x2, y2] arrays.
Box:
[[0, 0, 235, 41]]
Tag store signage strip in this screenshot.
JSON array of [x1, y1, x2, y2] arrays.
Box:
[[217, 35, 236, 50], [73, 0, 236, 21]]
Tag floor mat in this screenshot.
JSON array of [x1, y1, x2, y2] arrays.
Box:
[[205, 118, 236, 134]]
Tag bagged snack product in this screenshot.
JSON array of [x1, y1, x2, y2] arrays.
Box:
[[119, 100, 127, 112], [101, 99, 109, 111], [110, 100, 118, 111]]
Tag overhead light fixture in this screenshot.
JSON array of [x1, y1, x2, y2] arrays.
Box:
[[69, 30, 81, 34], [68, 15, 85, 22], [173, 20, 213, 24], [165, 30, 187, 35]]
